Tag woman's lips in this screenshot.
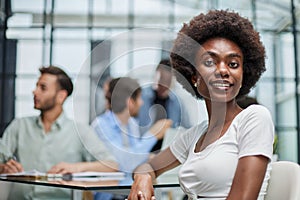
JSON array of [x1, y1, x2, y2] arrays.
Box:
[[210, 81, 233, 90]]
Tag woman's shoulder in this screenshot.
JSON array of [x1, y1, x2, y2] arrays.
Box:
[[236, 104, 274, 127], [240, 104, 272, 118], [181, 120, 208, 138]]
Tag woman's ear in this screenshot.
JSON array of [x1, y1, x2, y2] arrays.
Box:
[[191, 75, 197, 85]]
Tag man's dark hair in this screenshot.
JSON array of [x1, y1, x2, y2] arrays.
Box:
[[39, 66, 73, 96], [170, 9, 266, 99], [156, 59, 172, 72], [106, 77, 141, 113]]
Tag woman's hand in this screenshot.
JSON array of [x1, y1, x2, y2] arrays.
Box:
[[127, 174, 155, 200], [127, 148, 180, 200]]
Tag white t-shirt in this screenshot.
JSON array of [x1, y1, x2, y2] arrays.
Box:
[[170, 105, 274, 199]]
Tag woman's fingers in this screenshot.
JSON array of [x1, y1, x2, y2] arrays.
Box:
[[127, 191, 155, 200], [138, 191, 145, 200]]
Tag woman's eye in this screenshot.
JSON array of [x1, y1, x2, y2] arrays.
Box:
[[229, 62, 239, 68], [203, 60, 215, 67]]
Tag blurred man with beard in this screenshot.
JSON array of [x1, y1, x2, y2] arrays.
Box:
[[138, 59, 192, 152], [0, 66, 118, 200]]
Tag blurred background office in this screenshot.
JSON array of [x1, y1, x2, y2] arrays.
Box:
[[0, 0, 300, 164]]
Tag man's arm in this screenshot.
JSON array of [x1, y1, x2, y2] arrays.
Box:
[[77, 123, 117, 162], [0, 119, 24, 173], [66, 122, 119, 174], [148, 119, 172, 141], [47, 160, 118, 174], [131, 119, 172, 153], [0, 120, 19, 162]]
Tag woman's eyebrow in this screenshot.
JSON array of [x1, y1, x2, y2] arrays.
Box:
[[198, 51, 242, 59], [228, 53, 242, 58], [198, 51, 216, 58]]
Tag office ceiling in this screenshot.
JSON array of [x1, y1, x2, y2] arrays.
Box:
[[6, 0, 300, 33], [172, 0, 300, 32]]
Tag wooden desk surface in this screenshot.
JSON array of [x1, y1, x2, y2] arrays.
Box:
[[0, 176, 179, 191]]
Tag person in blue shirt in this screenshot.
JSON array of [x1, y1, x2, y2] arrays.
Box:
[[91, 77, 172, 184], [138, 59, 192, 152]]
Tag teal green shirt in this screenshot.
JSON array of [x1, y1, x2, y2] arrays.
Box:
[[0, 112, 115, 200]]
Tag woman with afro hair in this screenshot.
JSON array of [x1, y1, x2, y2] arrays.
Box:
[[127, 10, 274, 200]]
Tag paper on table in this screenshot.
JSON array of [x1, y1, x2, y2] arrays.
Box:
[[0, 169, 48, 180], [0, 170, 126, 181], [68, 171, 125, 177], [62, 171, 126, 181]]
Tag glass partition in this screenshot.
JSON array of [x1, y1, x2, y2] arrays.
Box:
[[1, 0, 299, 163]]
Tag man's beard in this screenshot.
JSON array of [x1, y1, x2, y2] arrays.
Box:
[[35, 95, 57, 112]]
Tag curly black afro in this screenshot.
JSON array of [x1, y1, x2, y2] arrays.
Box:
[[170, 9, 266, 99]]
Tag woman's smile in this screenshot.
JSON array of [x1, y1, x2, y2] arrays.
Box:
[[209, 80, 234, 91]]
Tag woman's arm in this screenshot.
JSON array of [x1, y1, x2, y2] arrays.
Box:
[[227, 106, 273, 199], [127, 147, 180, 200], [227, 155, 269, 200]]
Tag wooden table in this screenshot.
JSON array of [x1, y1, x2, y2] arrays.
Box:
[[0, 176, 181, 200]]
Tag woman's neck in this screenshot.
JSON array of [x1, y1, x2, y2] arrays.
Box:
[[205, 99, 242, 128]]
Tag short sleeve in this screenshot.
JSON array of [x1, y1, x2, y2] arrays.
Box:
[[238, 105, 274, 160]]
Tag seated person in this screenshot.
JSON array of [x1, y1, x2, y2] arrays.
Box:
[[127, 10, 274, 200], [0, 66, 118, 200], [92, 77, 172, 183], [138, 59, 192, 152]]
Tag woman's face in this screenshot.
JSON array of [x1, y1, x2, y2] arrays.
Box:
[[194, 37, 243, 102]]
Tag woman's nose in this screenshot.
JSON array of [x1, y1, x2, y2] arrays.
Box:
[[215, 62, 229, 77]]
